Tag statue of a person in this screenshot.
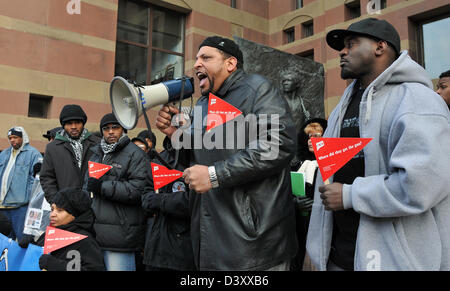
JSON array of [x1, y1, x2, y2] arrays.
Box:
[[280, 67, 311, 135]]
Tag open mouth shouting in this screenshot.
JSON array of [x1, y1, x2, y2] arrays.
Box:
[[197, 71, 208, 87]]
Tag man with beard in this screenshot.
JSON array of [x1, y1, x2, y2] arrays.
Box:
[[86, 113, 152, 271], [306, 18, 450, 271], [0, 127, 42, 240], [40, 105, 100, 203], [156, 36, 298, 270]]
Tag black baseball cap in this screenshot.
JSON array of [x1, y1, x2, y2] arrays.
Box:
[[199, 36, 244, 65], [326, 18, 401, 55], [43, 127, 63, 140]]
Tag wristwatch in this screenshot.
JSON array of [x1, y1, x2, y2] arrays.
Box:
[[208, 166, 219, 188]]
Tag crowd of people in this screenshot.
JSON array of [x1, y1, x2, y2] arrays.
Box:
[[0, 18, 449, 271]]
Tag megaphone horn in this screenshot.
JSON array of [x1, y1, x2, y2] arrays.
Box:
[[110, 76, 194, 130]]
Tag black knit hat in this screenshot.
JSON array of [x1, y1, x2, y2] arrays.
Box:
[[137, 130, 156, 148], [51, 188, 92, 217], [100, 113, 127, 133], [326, 18, 401, 56], [199, 36, 244, 65], [59, 105, 87, 126], [131, 136, 148, 149]]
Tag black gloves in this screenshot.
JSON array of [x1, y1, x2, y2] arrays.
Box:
[[293, 195, 314, 212], [87, 177, 102, 195], [18, 234, 35, 248], [39, 254, 51, 270], [142, 192, 162, 214], [39, 254, 66, 271], [33, 162, 42, 177]]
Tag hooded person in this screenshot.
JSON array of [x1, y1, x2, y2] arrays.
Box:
[[29, 188, 105, 271], [85, 113, 153, 271], [40, 105, 101, 203], [306, 18, 450, 271], [0, 126, 42, 241]]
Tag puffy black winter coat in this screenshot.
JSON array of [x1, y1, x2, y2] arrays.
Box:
[[168, 69, 298, 270], [86, 136, 153, 252]]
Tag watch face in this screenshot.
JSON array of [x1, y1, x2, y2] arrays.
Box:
[[172, 181, 186, 193]]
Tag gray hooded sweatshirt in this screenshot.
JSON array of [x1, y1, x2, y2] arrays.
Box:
[[306, 51, 450, 271]]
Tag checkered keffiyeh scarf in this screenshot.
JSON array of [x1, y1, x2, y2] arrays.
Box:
[[100, 133, 127, 157], [100, 138, 117, 155], [62, 128, 88, 169]]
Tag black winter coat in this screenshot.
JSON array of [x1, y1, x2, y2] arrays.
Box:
[[35, 209, 105, 271], [168, 69, 298, 270], [86, 136, 153, 252], [142, 150, 194, 270], [40, 131, 100, 203]]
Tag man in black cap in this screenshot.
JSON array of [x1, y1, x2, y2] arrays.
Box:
[[156, 36, 297, 270], [40, 105, 100, 203], [306, 18, 450, 271], [137, 130, 156, 151], [85, 113, 152, 271], [43, 127, 63, 142]]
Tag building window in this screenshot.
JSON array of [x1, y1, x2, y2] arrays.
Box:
[[294, 0, 303, 10], [115, 0, 185, 85], [231, 0, 237, 9], [302, 21, 314, 38], [284, 27, 295, 44], [418, 15, 450, 79], [28, 94, 52, 118], [345, 0, 361, 20], [380, 0, 387, 10]]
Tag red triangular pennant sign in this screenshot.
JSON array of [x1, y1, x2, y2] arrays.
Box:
[[88, 161, 112, 179], [206, 93, 243, 131], [43, 226, 87, 254], [311, 137, 372, 182], [151, 162, 183, 191]]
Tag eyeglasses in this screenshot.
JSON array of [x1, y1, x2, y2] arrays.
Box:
[[102, 124, 122, 131], [308, 132, 322, 139]]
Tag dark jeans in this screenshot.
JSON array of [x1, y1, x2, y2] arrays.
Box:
[[290, 209, 311, 271], [0, 212, 12, 236], [0, 205, 28, 241]]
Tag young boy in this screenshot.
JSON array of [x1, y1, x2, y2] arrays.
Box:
[[33, 188, 105, 271]]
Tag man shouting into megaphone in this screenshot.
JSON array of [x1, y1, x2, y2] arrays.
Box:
[[156, 36, 298, 271]]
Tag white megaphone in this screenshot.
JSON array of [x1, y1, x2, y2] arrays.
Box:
[[110, 76, 194, 130]]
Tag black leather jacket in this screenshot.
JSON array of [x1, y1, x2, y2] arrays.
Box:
[[169, 69, 298, 270]]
